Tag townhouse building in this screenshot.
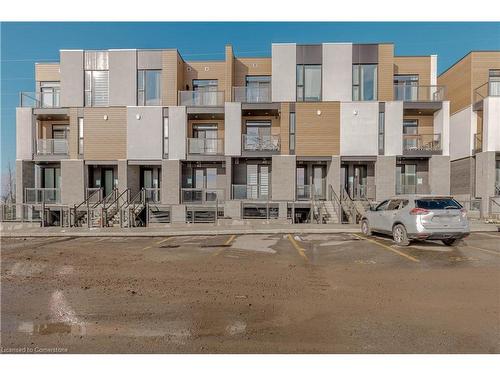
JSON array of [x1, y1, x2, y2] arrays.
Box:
[[15, 42, 451, 226], [438, 51, 500, 218]]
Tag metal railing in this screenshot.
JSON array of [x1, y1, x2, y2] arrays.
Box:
[[232, 184, 270, 201], [36, 139, 68, 155], [233, 86, 272, 103], [489, 197, 500, 216], [473, 133, 483, 154], [181, 188, 225, 204], [187, 138, 224, 155], [0, 204, 43, 223], [178, 91, 225, 106], [144, 188, 161, 203], [242, 134, 280, 152], [393, 84, 445, 101], [20, 91, 60, 108], [403, 133, 442, 153], [85, 188, 103, 204], [24, 188, 61, 204], [474, 81, 500, 105], [296, 183, 326, 201]]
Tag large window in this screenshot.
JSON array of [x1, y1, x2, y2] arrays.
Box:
[[489, 70, 500, 96], [297, 65, 321, 101], [138, 70, 161, 105], [394, 74, 419, 100], [193, 79, 218, 91], [403, 119, 418, 150], [289, 112, 296, 154], [352, 64, 377, 101], [396, 164, 417, 195], [85, 70, 109, 107], [40, 81, 60, 108], [246, 75, 271, 102]]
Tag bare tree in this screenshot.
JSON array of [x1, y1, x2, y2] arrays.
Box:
[[1, 162, 16, 203]]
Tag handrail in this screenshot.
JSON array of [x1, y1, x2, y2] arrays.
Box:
[[328, 184, 343, 224], [96, 188, 118, 209]]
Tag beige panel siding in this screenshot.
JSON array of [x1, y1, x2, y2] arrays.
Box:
[[438, 54, 472, 115], [295, 102, 340, 156], [183, 61, 226, 97], [404, 115, 434, 133], [234, 58, 272, 86], [378, 44, 394, 101], [225, 45, 234, 101], [83, 107, 126, 160], [162, 50, 182, 106], [35, 63, 60, 82], [471, 51, 500, 94], [394, 56, 432, 86]]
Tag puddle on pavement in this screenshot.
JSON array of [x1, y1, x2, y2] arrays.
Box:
[[231, 235, 277, 254], [9, 262, 47, 276]]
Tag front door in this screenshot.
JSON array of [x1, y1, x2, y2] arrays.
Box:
[[102, 168, 114, 197], [353, 165, 367, 199], [193, 124, 218, 154], [313, 165, 326, 200]]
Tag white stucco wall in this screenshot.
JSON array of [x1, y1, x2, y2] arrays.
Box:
[[167, 106, 187, 160], [340, 102, 379, 156], [483, 96, 500, 152], [322, 43, 352, 101], [271, 43, 296, 102], [224, 102, 242, 156], [127, 106, 163, 160], [384, 101, 403, 156], [449, 105, 475, 161], [16, 107, 33, 160]]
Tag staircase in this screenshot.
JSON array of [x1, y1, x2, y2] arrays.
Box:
[[314, 200, 340, 224]]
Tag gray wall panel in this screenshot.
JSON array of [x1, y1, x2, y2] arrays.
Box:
[[60, 50, 84, 107], [127, 106, 163, 160], [272, 43, 296, 102], [109, 50, 137, 106], [167, 106, 187, 160], [322, 43, 352, 101]]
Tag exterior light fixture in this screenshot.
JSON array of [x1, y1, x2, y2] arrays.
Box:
[[317, 110, 322, 116], [353, 110, 358, 116], [103, 115, 108, 121], [136, 114, 141, 120]]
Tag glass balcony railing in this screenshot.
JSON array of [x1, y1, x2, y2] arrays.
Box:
[[178, 91, 225, 106], [402, 134, 442, 153], [393, 85, 445, 101], [242, 134, 280, 152], [296, 182, 326, 201], [232, 185, 270, 201], [181, 188, 225, 204], [144, 188, 161, 203], [25, 188, 61, 204], [36, 139, 68, 155], [233, 86, 272, 103], [473, 81, 500, 105], [20, 91, 61, 108], [187, 138, 224, 155]]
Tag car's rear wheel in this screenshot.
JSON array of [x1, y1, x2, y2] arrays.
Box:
[[393, 224, 410, 246], [361, 219, 372, 236], [442, 238, 459, 246]]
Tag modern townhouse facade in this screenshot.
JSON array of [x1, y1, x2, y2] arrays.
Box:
[[438, 51, 500, 218], [14, 42, 451, 226]]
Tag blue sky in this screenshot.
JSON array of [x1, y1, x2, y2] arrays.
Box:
[[1, 22, 500, 173]]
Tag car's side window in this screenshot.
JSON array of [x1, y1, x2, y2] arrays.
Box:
[[400, 200, 409, 209], [387, 199, 401, 210], [376, 200, 390, 211]]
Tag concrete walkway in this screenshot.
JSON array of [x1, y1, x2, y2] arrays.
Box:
[[0, 221, 498, 238]]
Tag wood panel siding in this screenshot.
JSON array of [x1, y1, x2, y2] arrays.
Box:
[[378, 44, 394, 101], [471, 51, 500, 94], [37, 120, 69, 139], [234, 58, 272, 87], [280, 103, 290, 155], [183, 61, 226, 95], [403, 115, 434, 133], [35, 63, 60, 82], [162, 50, 183, 106], [225, 45, 234, 101], [83, 107, 127, 160], [438, 54, 472, 115], [295, 102, 340, 156], [394, 56, 432, 86], [187, 119, 225, 140]]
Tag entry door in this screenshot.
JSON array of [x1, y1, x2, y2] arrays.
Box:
[[353, 165, 367, 198], [102, 169, 114, 197], [296, 166, 307, 199], [246, 164, 268, 199], [193, 124, 218, 154], [313, 165, 326, 199], [52, 125, 69, 154]]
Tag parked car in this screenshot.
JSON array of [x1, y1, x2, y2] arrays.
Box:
[[360, 195, 470, 246]]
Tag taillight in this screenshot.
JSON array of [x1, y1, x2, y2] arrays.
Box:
[[410, 208, 429, 215]]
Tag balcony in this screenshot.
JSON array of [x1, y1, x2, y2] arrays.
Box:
[[20, 91, 60, 108], [187, 138, 224, 156], [473, 81, 500, 109], [36, 139, 68, 156], [178, 91, 225, 107], [232, 185, 270, 201], [242, 134, 280, 154], [181, 188, 225, 204], [394, 85, 445, 102], [233, 86, 271, 103], [144, 188, 161, 203], [402, 133, 442, 155], [25, 188, 61, 204]]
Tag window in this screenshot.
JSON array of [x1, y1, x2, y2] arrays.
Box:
[[489, 70, 500, 96], [163, 117, 169, 158], [376, 200, 390, 211], [495, 160, 500, 195], [78, 118, 84, 155], [396, 164, 417, 194], [85, 70, 109, 107], [394, 75, 419, 100], [378, 111, 385, 155], [415, 198, 462, 210], [138, 70, 161, 105], [40, 81, 60, 108], [353, 64, 377, 101], [244, 121, 275, 151], [193, 79, 218, 91], [289, 112, 296, 154], [246, 76, 271, 102], [403, 119, 418, 150], [297, 65, 321, 101]]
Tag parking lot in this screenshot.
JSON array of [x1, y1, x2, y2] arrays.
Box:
[[1, 232, 499, 353]]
